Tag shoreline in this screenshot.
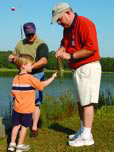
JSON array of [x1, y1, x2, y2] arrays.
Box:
[[0, 68, 114, 74]]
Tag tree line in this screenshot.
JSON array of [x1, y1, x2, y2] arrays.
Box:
[[0, 50, 114, 72]]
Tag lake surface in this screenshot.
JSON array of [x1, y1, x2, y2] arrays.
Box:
[[0, 72, 114, 116]]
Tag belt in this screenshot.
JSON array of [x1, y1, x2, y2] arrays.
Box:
[[72, 60, 100, 71]]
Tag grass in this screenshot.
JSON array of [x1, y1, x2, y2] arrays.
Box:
[[0, 68, 17, 72], [0, 92, 114, 152], [0, 107, 114, 152]]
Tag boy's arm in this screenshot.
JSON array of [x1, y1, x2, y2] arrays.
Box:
[[29, 72, 57, 90], [40, 72, 57, 87]]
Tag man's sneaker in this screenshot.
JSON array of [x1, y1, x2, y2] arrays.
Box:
[[69, 129, 83, 140], [68, 134, 94, 147], [16, 144, 30, 152], [8, 143, 16, 151]]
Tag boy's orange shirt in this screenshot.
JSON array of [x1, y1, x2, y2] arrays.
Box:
[[11, 73, 44, 113]]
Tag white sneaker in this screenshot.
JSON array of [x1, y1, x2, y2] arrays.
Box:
[[69, 129, 83, 140], [8, 143, 16, 151], [69, 134, 94, 147], [16, 144, 30, 152]]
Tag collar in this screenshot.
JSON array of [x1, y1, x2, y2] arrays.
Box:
[[70, 13, 78, 29], [24, 36, 39, 44], [65, 13, 78, 32], [18, 71, 28, 75]]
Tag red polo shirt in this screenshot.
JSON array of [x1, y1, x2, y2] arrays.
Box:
[[62, 15, 100, 69]]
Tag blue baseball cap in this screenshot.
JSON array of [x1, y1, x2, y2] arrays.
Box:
[[23, 22, 36, 35]]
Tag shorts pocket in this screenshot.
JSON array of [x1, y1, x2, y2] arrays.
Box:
[[79, 64, 91, 78]]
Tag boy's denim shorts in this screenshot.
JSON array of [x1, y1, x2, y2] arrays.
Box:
[[33, 72, 44, 106], [12, 110, 32, 128]]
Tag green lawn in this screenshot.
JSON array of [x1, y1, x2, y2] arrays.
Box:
[[0, 107, 114, 152]]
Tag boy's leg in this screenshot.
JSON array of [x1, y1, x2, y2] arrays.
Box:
[[8, 125, 20, 151], [11, 125, 21, 143], [9, 110, 21, 144], [16, 113, 32, 151], [16, 127, 30, 152], [17, 126, 27, 145]]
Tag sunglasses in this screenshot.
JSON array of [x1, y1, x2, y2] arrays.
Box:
[[26, 33, 35, 37]]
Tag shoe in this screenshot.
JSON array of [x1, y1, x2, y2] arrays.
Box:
[[69, 129, 83, 140], [30, 129, 38, 138], [68, 134, 94, 147], [16, 144, 30, 152], [8, 143, 16, 151]]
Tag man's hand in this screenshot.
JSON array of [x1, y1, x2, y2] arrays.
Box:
[[55, 47, 66, 58], [61, 52, 71, 60], [8, 54, 16, 63]]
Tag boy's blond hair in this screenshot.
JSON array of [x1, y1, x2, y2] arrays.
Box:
[[15, 54, 34, 69]]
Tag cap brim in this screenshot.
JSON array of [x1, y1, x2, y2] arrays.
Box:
[[24, 30, 36, 35], [26, 32, 35, 34], [51, 9, 69, 24], [51, 13, 61, 24]]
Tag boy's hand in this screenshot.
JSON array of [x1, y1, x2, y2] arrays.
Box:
[[52, 72, 57, 78]]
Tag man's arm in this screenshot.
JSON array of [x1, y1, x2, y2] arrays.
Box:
[[32, 57, 48, 69], [61, 49, 95, 60], [32, 43, 49, 69]]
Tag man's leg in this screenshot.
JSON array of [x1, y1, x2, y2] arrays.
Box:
[[77, 102, 84, 126], [69, 102, 84, 140], [83, 104, 94, 129], [69, 70, 84, 140], [31, 72, 44, 137], [69, 62, 101, 146], [69, 104, 95, 147], [32, 106, 40, 131]]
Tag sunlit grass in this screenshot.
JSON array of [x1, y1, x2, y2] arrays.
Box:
[[0, 91, 114, 152]]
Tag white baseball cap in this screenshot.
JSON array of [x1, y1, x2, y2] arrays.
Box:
[[51, 3, 70, 24]]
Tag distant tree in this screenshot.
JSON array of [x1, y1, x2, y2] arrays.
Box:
[[0, 51, 16, 68], [45, 51, 57, 70], [101, 57, 114, 72], [0, 51, 114, 72]]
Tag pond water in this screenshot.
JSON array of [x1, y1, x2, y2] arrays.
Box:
[[0, 72, 114, 116]]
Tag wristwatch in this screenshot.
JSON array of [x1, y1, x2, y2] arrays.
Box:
[[70, 53, 74, 60]]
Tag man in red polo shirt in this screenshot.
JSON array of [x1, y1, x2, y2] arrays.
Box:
[[51, 3, 102, 147]]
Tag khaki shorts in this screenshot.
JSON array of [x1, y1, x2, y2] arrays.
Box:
[[72, 61, 102, 106]]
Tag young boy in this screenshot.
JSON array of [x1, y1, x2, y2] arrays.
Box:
[[8, 54, 57, 152]]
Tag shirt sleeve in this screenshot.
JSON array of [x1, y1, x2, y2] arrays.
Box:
[[29, 75, 44, 91], [35, 43, 49, 61], [79, 19, 98, 51]]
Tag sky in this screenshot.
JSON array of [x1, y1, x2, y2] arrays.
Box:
[[0, 0, 114, 57]]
